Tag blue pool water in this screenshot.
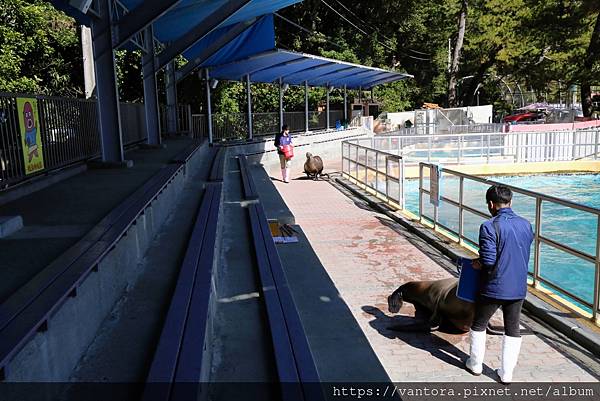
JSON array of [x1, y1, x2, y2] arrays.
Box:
[[403, 174, 600, 312]]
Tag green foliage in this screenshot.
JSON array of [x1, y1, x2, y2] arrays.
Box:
[[1, 0, 599, 114], [0, 0, 82, 95]]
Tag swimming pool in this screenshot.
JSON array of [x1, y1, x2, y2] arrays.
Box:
[[403, 173, 600, 313]]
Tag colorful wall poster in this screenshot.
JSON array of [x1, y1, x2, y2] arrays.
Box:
[[17, 97, 45, 175]]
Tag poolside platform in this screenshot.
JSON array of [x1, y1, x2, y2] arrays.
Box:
[[270, 165, 600, 382]]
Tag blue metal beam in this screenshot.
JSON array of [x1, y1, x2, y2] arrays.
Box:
[[91, 0, 124, 163], [142, 26, 161, 146], [165, 61, 178, 133], [113, 0, 183, 50], [175, 18, 257, 82], [156, 0, 252, 71]]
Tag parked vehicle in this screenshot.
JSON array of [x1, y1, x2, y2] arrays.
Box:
[[503, 111, 545, 124]]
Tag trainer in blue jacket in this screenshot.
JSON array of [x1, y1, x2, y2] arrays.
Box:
[[465, 184, 534, 384]]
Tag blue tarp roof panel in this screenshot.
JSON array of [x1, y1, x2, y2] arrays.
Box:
[[207, 49, 412, 88], [210, 51, 299, 81], [184, 14, 275, 66], [54, 0, 411, 88], [250, 57, 313, 82], [150, 0, 301, 43]]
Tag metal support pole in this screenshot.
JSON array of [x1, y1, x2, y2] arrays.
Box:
[[533, 198, 543, 289], [428, 136, 432, 162], [326, 86, 330, 130], [142, 26, 160, 146], [246, 74, 253, 140], [385, 156, 390, 201], [205, 69, 213, 145], [433, 200, 438, 230], [165, 61, 178, 133], [343, 85, 348, 123], [595, 130, 599, 160], [375, 150, 379, 195], [594, 215, 600, 323], [90, 0, 125, 163], [279, 78, 284, 131], [304, 81, 309, 132], [459, 177, 464, 244], [400, 157, 405, 210], [364, 149, 368, 184], [418, 163, 423, 223], [572, 130, 577, 160], [487, 134, 491, 163]]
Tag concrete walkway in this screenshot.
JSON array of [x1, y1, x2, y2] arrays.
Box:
[[272, 168, 600, 383]]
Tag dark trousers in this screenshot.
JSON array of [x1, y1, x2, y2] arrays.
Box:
[[471, 296, 524, 337]]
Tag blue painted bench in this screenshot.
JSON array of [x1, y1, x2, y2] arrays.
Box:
[[0, 142, 204, 379], [143, 147, 224, 401], [237, 155, 324, 401]]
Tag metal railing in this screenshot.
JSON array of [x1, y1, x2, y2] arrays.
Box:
[[418, 163, 600, 323], [448, 123, 504, 134], [120, 102, 147, 144], [1, 92, 152, 189], [341, 132, 600, 323], [159, 104, 192, 135], [191, 114, 208, 140], [186, 110, 347, 142], [1, 93, 101, 188], [345, 129, 600, 165], [341, 139, 405, 209]]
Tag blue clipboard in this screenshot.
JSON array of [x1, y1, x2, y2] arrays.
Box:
[[456, 257, 480, 303]]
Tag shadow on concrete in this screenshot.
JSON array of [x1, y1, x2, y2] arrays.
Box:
[[249, 163, 392, 382], [361, 305, 499, 381], [276, 226, 393, 382]]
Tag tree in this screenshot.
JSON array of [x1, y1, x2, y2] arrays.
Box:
[[0, 0, 83, 95], [448, 0, 468, 107], [580, 1, 600, 116]]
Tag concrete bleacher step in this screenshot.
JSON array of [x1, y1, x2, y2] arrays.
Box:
[[248, 165, 295, 225], [69, 152, 214, 384], [207, 153, 279, 398], [0, 216, 23, 238]]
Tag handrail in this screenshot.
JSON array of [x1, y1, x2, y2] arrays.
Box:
[[341, 135, 600, 324], [418, 161, 600, 323], [420, 162, 600, 216]]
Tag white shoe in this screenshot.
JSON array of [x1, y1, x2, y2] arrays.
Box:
[[496, 335, 522, 384], [284, 168, 290, 183], [465, 329, 486, 375]]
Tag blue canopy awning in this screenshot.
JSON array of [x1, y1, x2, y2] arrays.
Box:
[[207, 49, 412, 89], [118, 0, 301, 44], [52, 0, 411, 88]]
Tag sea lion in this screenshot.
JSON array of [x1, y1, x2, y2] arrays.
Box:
[[387, 278, 507, 335], [304, 152, 325, 180]]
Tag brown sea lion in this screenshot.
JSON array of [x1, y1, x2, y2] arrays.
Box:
[[304, 152, 324, 180], [387, 278, 507, 335]]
